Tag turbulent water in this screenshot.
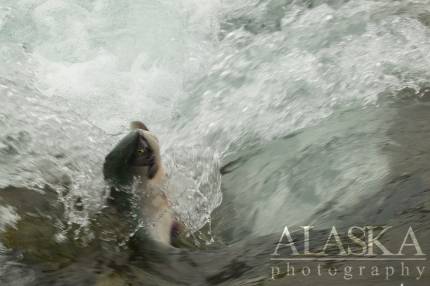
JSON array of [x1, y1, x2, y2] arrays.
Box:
[[1, 0, 430, 285]]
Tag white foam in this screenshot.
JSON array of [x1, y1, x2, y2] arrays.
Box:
[[1, 0, 430, 234]]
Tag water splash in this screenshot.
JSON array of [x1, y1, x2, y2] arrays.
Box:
[[1, 0, 430, 239]]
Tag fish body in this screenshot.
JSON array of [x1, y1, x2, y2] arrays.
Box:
[[103, 123, 175, 246]]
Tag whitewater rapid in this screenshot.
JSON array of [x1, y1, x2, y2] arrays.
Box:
[[1, 0, 430, 237]]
